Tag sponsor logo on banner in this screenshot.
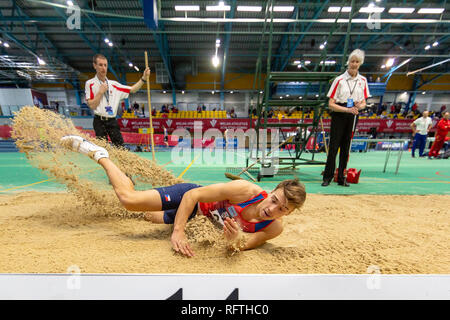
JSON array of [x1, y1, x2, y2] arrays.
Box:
[[118, 118, 417, 133]]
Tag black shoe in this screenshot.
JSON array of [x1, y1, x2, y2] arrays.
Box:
[[411, 154, 415, 158], [337, 180, 350, 187], [321, 180, 331, 187]]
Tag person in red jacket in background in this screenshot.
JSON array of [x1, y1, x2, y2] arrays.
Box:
[[428, 112, 450, 159]]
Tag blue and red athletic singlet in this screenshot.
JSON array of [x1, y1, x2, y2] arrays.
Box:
[[198, 191, 274, 233]]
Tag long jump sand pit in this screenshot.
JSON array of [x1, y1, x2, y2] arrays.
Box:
[[0, 191, 448, 274], [2, 107, 448, 274]]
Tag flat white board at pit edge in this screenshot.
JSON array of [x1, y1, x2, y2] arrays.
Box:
[[0, 274, 448, 300]]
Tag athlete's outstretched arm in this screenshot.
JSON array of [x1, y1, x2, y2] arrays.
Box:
[[171, 180, 253, 257]]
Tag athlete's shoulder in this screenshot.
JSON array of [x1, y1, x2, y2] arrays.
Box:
[[219, 180, 263, 202], [229, 179, 263, 193], [260, 219, 283, 238]]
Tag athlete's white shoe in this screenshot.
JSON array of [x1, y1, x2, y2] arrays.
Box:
[[60, 135, 109, 162]]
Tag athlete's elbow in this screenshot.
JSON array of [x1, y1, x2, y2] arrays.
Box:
[[184, 189, 200, 203]]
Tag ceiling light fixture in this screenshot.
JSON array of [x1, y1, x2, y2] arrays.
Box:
[[212, 55, 220, 67], [206, 3, 231, 11], [174, 5, 200, 11], [328, 7, 341, 13], [272, 6, 294, 12], [389, 8, 415, 14], [386, 58, 395, 67], [237, 6, 261, 12], [359, 6, 385, 13], [417, 8, 445, 14]]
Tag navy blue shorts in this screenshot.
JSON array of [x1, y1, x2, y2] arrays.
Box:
[[154, 183, 202, 224]]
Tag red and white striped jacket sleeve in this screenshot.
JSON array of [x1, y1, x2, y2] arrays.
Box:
[[327, 75, 342, 99], [111, 81, 131, 101], [85, 79, 95, 101], [361, 76, 370, 99]]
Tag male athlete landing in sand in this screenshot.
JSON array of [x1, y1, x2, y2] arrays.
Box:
[[60, 135, 306, 257]]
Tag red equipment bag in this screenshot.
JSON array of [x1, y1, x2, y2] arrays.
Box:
[[333, 168, 361, 184]]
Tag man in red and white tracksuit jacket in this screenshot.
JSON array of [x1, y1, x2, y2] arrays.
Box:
[[428, 112, 450, 158]]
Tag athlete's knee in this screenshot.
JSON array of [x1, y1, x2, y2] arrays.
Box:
[[116, 190, 137, 210]]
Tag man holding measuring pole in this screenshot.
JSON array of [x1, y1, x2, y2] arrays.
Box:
[[322, 49, 370, 187], [85, 53, 150, 147]]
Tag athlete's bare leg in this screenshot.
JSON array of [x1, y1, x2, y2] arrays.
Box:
[[61, 135, 162, 212]]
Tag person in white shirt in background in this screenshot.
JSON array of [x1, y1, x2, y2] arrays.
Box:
[[410, 110, 432, 157], [322, 49, 370, 187], [85, 53, 150, 147]]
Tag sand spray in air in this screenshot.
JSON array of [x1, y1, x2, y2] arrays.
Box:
[[11, 106, 228, 249], [11, 106, 182, 218]]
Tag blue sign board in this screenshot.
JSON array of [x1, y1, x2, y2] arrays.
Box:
[[143, 0, 158, 30]]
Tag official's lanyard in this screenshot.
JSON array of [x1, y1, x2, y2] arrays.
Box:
[[100, 78, 110, 104], [346, 79, 358, 99]]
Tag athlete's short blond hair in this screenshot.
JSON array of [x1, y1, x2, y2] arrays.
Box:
[[273, 178, 306, 209]]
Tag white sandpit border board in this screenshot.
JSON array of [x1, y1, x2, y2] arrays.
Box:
[[0, 274, 449, 300]]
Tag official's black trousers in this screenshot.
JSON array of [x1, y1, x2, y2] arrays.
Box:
[[93, 115, 124, 147], [323, 111, 358, 183]]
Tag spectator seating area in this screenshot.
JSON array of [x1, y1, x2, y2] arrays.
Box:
[[123, 110, 228, 119]]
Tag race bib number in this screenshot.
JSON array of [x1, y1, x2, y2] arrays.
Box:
[[210, 207, 237, 225]]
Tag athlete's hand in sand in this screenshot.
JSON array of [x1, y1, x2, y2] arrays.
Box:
[[171, 230, 194, 257], [223, 217, 240, 241]]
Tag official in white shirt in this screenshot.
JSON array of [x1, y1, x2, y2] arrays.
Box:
[[410, 110, 432, 157], [322, 49, 371, 187], [85, 53, 150, 147]]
